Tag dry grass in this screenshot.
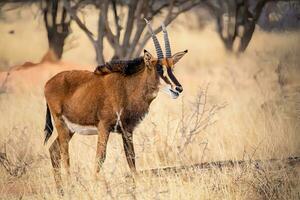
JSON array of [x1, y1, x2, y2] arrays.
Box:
[[0, 6, 300, 200]]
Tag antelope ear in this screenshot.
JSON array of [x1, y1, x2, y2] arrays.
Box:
[[143, 49, 154, 68], [172, 50, 188, 65]]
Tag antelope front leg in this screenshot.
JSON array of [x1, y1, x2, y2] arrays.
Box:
[[95, 123, 110, 176], [122, 132, 136, 174]]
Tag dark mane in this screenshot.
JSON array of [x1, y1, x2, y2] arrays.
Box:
[[94, 57, 145, 76]]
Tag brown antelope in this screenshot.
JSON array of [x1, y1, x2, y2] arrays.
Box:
[[43, 19, 187, 192]]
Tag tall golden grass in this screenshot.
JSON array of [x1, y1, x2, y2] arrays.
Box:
[[0, 7, 299, 199]]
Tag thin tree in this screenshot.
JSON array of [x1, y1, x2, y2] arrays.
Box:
[[42, 0, 71, 60], [63, 0, 202, 64], [0, 0, 72, 60], [204, 0, 289, 53]]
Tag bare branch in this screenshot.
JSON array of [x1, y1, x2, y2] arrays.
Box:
[[63, 0, 108, 63], [51, 0, 58, 27], [97, 0, 109, 63], [134, 0, 202, 57], [112, 0, 121, 43], [139, 157, 300, 176], [175, 86, 226, 154], [62, 0, 94, 43], [71, 0, 94, 11], [126, 0, 149, 58], [122, 0, 138, 56]]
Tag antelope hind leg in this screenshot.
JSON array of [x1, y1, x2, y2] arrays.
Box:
[[94, 122, 110, 178], [49, 138, 64, 195], [52, 116, 73, 177]]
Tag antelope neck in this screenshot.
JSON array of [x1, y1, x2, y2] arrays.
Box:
[[126, 65, 160, 104]]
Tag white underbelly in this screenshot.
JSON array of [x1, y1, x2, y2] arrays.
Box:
[[62, 115, 98, 135]]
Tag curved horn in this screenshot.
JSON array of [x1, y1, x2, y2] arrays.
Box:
[[161, 23, 171, 58], [144, 18, 164, 59]]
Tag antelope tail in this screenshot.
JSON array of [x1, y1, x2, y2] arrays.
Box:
[[44, 103, 53, 144]]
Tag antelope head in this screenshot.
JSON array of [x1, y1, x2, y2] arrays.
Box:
[[144, 19, 188, 99]]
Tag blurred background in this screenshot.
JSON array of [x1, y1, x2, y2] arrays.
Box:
[[0, 0, 299, 199], [0, 0, 299, 68]]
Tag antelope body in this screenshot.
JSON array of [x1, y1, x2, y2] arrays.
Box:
[[43, 19, 187, 192]]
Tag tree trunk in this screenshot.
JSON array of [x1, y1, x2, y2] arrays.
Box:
[[95, 43, 104, 65], [238, 18, 256, 52], [215, 0, 237, 52], [47, 30, 67, 59], [43, 0, 71, 60], [209, 0, 269, 53], [237, 0, 268, 52]]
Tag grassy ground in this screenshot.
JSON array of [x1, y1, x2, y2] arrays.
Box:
[[0, 6, 299, 200]]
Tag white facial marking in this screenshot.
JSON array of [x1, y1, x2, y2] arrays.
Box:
[[62, 115, 98, 135], [163, 65, 168, 77], [160, 85, 179, 99]]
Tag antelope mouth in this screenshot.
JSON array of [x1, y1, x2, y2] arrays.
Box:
[[161, 85, 180, 99], [169, 88, 179, 99]]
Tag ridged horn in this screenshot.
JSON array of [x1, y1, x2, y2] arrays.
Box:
[[161, 23, 171, 58], [144, 18, 164, 59]]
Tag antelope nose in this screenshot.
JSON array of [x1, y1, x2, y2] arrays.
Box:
[[175, 86, 183, 93]]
